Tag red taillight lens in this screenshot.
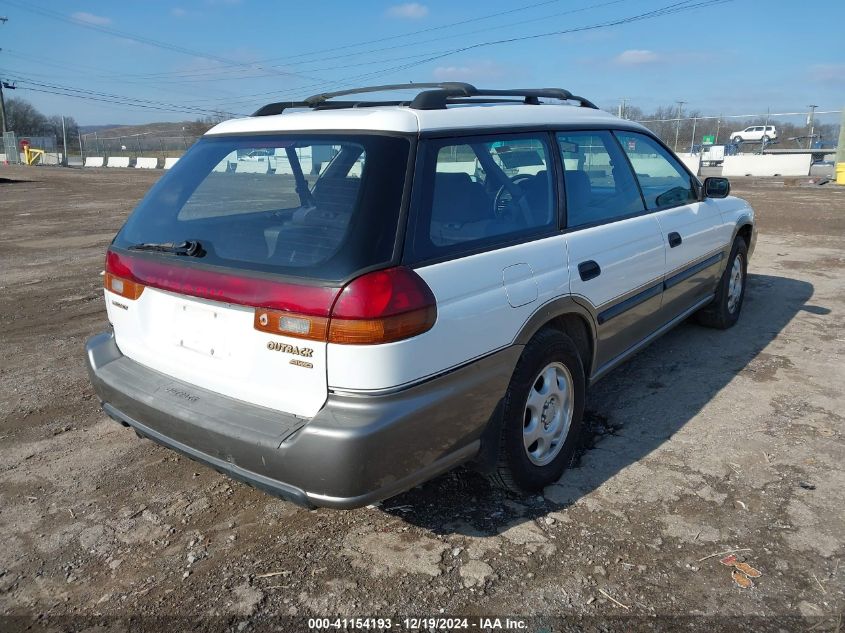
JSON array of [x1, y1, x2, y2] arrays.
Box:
[[105, 250, 436, 344], [104, 251, 144, 300], [328, 267, 437, 344]]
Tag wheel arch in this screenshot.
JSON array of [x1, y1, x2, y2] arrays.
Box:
[[736, 222, 753, 249], [513, 297, 597, 379]]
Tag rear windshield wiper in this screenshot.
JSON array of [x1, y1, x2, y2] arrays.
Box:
[[128, 240, 205, 257]]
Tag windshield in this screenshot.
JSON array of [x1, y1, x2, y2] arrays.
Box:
[[114, 134, 411, 281]]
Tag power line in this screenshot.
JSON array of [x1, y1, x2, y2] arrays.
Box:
[[113, 0, 633, 83], [197, 0, 731, 110], [262, 0, 634, 72], [0, 0, 324, 83], [3, 0, 732, 120], [10, 78, 244, 117], [315, 0, 729, 95], [142, 0, 629, 82], [125, 0, 573, 80], [265, 0, 565, 64]]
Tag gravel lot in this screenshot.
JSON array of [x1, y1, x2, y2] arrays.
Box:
[[1, 166, 843, 631]]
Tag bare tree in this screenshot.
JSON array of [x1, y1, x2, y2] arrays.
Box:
[[5, 97, 48, 135]]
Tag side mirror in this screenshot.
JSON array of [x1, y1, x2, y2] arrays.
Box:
[[704, 177, 730, 199]]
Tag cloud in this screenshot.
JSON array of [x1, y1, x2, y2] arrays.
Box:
[[71, 12, 112, 26], [432, 60, 509, 82], [387, 3, 428, 19], [810, 63, 845, 84], [612, 49, 661, 65], [171, 7, 188, 17]]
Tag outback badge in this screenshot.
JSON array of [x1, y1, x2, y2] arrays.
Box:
[[266, 341, 314, 358]]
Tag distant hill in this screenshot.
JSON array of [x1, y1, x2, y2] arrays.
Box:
[[78, 121, 213, 138]]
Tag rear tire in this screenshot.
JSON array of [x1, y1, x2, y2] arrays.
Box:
[[695, 238, 748, 329], [488, 328, 585, 494]]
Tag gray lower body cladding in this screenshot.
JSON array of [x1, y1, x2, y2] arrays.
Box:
[[85, 331, 521, 509]]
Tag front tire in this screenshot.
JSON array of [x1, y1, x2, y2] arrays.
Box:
[[732, 136, 743, 145], [696, 238, 748, 329], [489, 328, 585, 493]]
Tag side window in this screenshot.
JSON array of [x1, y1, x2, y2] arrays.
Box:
[[557, 131, 644, 228], [615, 131, 697, 210], [409, 134, 555, 260]]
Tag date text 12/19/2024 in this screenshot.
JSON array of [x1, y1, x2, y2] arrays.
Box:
[[307, 617, 529, 630]]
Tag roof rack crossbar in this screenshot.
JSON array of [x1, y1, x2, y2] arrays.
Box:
[[410, 87, 598, 110], [304, 82, 476, 106], [251, 82, 598, 116]]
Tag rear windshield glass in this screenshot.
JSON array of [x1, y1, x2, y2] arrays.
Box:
[[114, 134, 411, 281]]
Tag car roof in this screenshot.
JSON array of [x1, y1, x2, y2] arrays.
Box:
[[206, 103, 647, 136]]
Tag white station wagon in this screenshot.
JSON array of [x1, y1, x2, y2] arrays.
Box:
[[86, 83, 756, 508]]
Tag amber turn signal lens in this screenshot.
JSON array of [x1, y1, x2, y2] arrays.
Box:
[[328, 306, 437, 345], [104, 272, 144, 300], [253, 309, 329, 341]]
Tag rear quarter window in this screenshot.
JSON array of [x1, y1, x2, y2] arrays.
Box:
[[406, 133, 557, 263]]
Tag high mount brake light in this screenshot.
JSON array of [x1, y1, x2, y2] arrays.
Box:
[[105, 250, 437, 344]]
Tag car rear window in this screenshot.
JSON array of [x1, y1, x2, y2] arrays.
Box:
[[113, 134, 410, 282]]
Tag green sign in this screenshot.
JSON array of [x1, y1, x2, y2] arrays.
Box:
[[702, 135, 716, 145]]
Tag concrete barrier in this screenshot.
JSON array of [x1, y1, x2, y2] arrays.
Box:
[[84, 156, 105, 168], [273, 148, 312, 175], [37, 152, 64, 166], [677, 153, 701, 176], [163, 157, 179, 169], [213, 152, 237, 173], [135, 157, 158, 169], [107, 156, 131, 168], [235, 160, 270, 174], [722, 154, 811, 177]]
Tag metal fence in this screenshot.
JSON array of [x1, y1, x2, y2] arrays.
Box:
[[78, 132, 203, 160], [4, 106, 841, 165], [632, 109, 842, 153]]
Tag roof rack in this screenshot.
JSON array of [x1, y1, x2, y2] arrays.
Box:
[[252, 82, 598, 116]]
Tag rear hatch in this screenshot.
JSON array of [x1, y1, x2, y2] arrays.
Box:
[[105, 133, 410, 418]]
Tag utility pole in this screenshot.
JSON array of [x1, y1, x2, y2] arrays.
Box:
[[806, 105, 818, 149], [674, 100, 687, 152], [61, 115, 68, 167], [0, 76, 7, 134], [0, 19, 9, 134], [0, 78, 15, 135], [761, 107, 770, 152], [835, 106, 845, 185], [617, 97, 628, 119]]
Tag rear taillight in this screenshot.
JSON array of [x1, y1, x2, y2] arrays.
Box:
[[328, 267, 437, 344], [104, 252, 144, 300], [105, 249, 436, 344]]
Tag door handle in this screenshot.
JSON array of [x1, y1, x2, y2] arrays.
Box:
[[668, 232, 683, 248], [578, 260, 601, 281]]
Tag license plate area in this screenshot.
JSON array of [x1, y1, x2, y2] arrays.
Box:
[[174, 301, 230, 359]]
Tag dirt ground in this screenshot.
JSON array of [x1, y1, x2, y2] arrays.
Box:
[[0, 166, 843, 631]]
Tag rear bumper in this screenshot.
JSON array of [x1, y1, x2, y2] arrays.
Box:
[[86, 331, 520, 509]]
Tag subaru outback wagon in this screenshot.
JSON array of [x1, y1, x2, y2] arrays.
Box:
[[86, 83, 756, 508]]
